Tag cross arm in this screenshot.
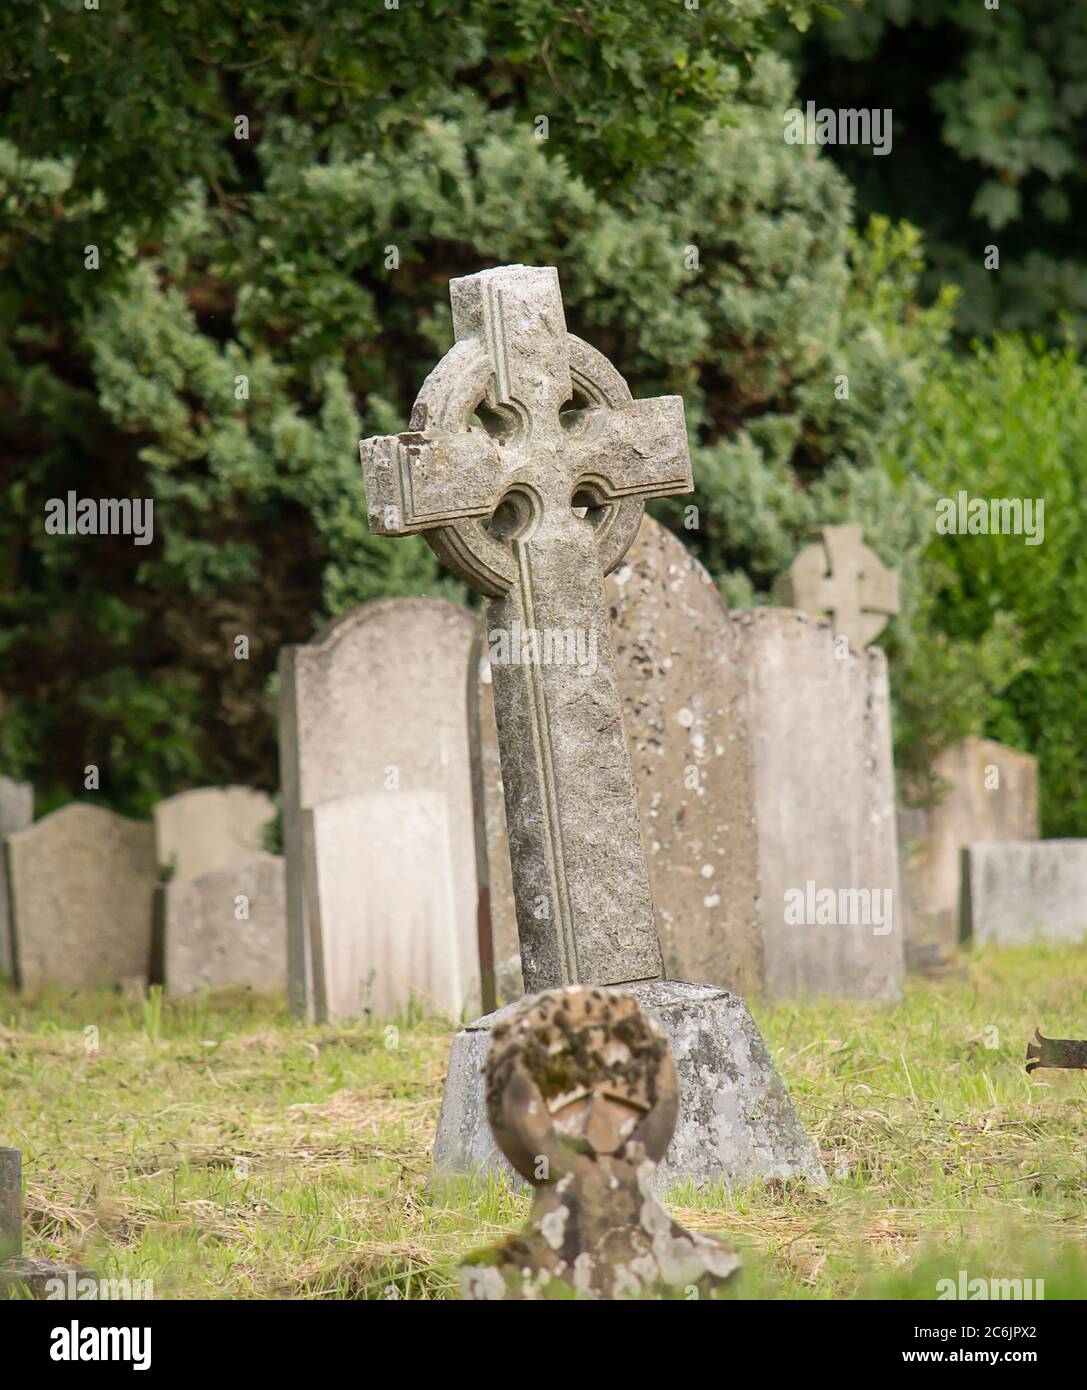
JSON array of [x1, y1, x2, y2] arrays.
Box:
[[566, 396, 691, 502], [360, 427, 504, 536]]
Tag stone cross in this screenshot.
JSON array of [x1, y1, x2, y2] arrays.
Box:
[[778, 523, 899, 649], [361, 264, 691, 993]]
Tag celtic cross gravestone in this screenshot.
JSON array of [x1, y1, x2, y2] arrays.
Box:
[[362, 264, 823, 1187]]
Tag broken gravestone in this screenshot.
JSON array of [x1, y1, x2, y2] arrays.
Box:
[[0, 777, 33, 979], [461, 987, 741, 1300], [6, 804, 156, 991], [361, 263, 824, 1187], [279, 599, 480, 1020], [777, 524, 899, 651]]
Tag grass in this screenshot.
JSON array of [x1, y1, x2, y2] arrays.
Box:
[[1, 944, 1085, 1299]]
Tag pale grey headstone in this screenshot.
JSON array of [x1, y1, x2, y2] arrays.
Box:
[[153, 786, 274, 882], [303, 790, 478, 1020], [0, 777, 33, 978], [608, 516, 763, 997], [279, 598, 479, 1019], [6, 804, 156, 991], [734, 608, 904, 1002], [961, 841, 1087, 946], [159, 852, 286, 994]]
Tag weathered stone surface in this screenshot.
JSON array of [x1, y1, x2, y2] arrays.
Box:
[[279, 597, 479, 1018], [473, 635, 521, 1005], [304, 790, 479, 1020], [435, 979, 826, 1191], [362, 264, 690, 994], [0, 1255, 98, 1300], [363, 265, 822, 1185], [479, 572, 903, 1003], [733, 608, 904, 1001], [0, 1147, 19, 1261], [0, 777, 33, 978], [153, 785, 274, 882], [478, 516, 763, 1000], [608, 516, 763, 996], [961, 840, 1087, 946], [461, 986, 740, 1300], [159, 853, 286, 994], [899, 737, 1039, 963], [5, 804, 156, 991], [468, 622, 518, 1010], [777, 524, 899, 650]]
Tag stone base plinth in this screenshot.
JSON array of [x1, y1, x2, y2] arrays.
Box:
[[433, 980, 826, 1191]]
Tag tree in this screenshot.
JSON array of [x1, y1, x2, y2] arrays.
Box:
[[1, 3, 940, 816]]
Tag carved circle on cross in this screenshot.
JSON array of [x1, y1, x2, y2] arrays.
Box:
[[405, 334, 649, 599]]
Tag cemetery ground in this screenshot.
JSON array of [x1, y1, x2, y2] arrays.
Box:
[[3, 945, 1085, 1301]]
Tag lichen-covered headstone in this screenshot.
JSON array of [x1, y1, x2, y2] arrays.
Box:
[[476, 518, 902, 1005], [6, 804, 156, 991], [279, 598, 479, 1019], [0, 777, 33, 978], [460, 987, 740, 1300], [363, 263, 824, 1187]]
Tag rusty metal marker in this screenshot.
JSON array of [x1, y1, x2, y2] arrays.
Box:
[[1025, 1027, 1087, 1074]]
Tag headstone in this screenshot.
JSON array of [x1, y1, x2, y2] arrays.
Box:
[[461, 986, 741, 1300], [362, 262, 825, 1187], [0, 777, 33, 978], [158, 853, 286, 995], [5, 804, 156, 992], [303, 791, 478, 1020], [777, 524, 899, 650], [279, 598, 479, 1019], [608, 516, 763, 996], [961, 841, 1087, 946], [899, 737, 1039, 963], [478, 522, 903, 1003], [153, 785, 274, 881], [731, 608, 904, 1002]]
